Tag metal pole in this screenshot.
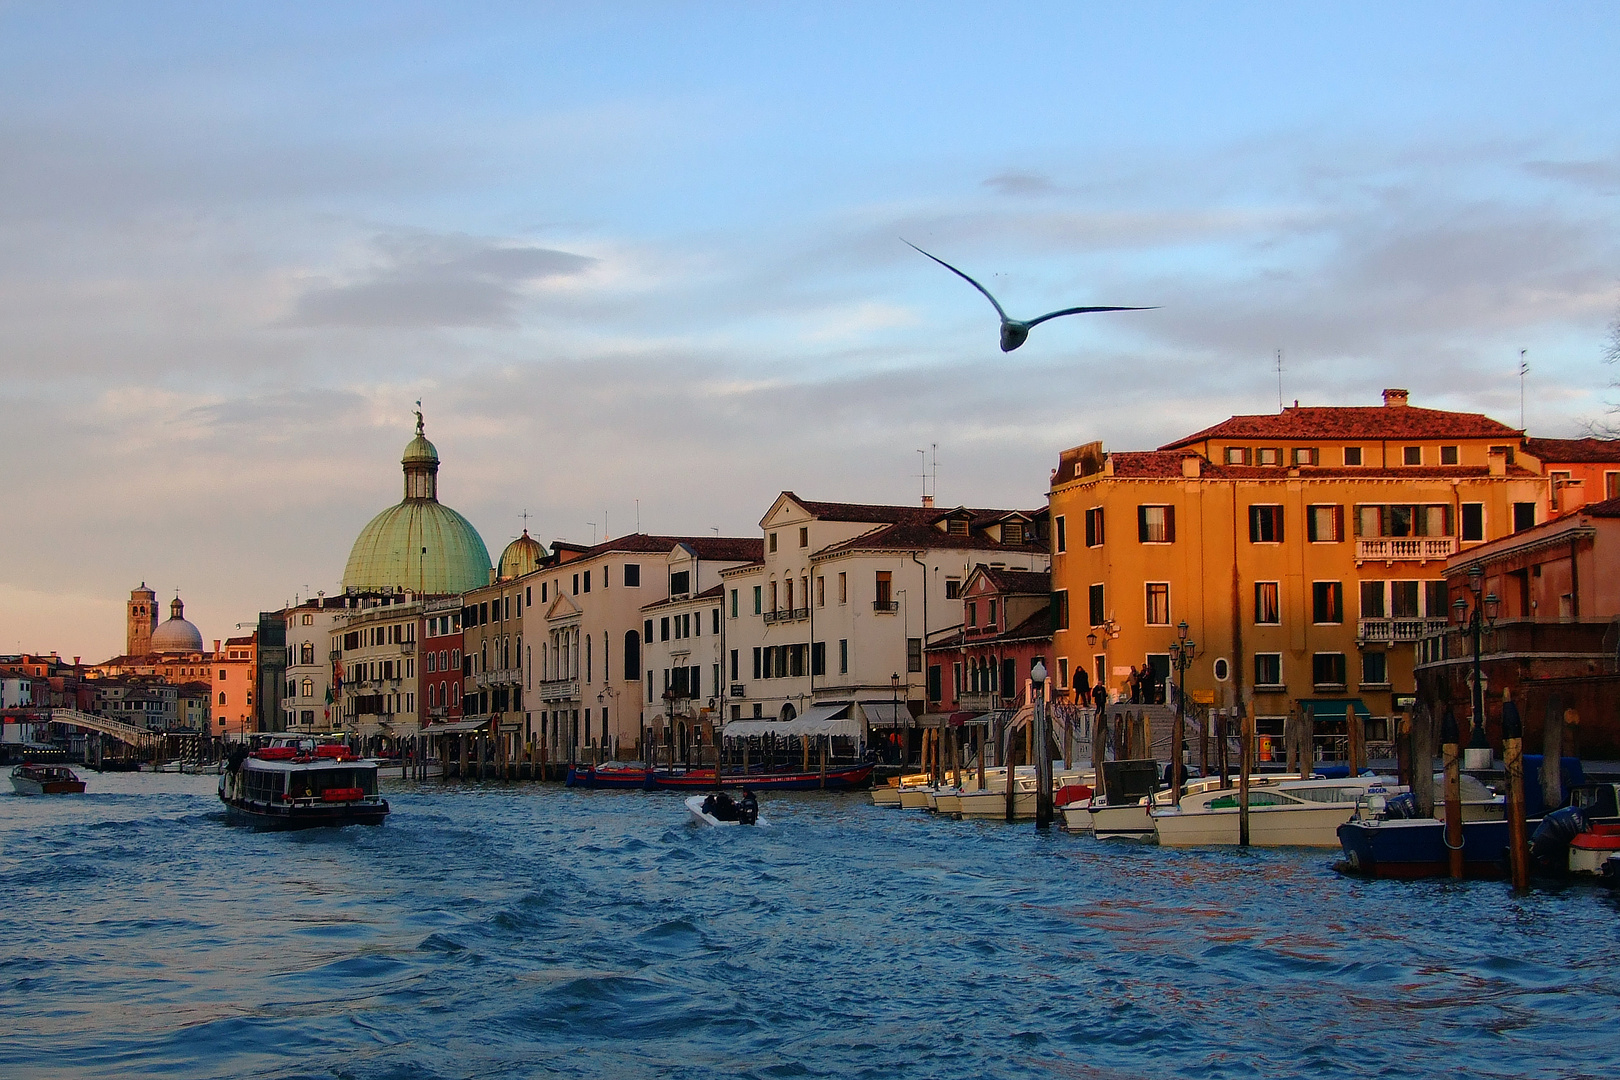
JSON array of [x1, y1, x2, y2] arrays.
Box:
[[1033, 663, 1051, 829]]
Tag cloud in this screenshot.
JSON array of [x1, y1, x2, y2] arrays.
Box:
[[285, 233, 596, 328], [1523, 157, 1620, 193], [983, 171, 1057, 197]]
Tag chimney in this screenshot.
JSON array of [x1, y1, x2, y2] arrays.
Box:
[[213, 639, 221, 653], [922, 494, 934, 508], [1181, 455, 1201, 478], [1487, 448, 1507, 477], [1382, 388, 1409, 408]]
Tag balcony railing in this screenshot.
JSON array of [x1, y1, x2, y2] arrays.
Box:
[[539, 679, 579, 702], [400, 642, 414, 654], [873, 600, 899, 613], [1355, 537, 1458, 563], [762, 608, 810, 625], [793, 607, 809, 620], [1357, 617, 1449, 644], [474, 667, 522, 689]]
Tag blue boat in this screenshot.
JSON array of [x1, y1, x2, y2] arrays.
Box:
[[1337, 817, 1514, 879]]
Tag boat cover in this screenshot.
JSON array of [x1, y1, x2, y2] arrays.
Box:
[[724, 704, 861, 740]]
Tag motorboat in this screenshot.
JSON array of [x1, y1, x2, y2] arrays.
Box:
[[1151, 775, 1398, 848], [685, 793, 768, 827], [954, 767, 1089, 821], [218, 737, 388, 829], [10, 763, 86, 795]]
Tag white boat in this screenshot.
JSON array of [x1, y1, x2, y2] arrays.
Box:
[[955, 767, 1089, 821], [1152, 776, 1398, 848], [685, 794, 769, 827], [10, 763, 86, 795], [1092, 776, 1249, 840], [870, 784, 903, 807]]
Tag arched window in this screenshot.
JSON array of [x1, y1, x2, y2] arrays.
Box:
[[300, 678, 314, 699], [623, 630, 641, 681], [299, 643, 314, 665], [218, 692, 226, 705]]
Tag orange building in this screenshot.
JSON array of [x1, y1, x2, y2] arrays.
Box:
[[213, 634, 257, 739], [1523, 437, 1620, 517], [1048, 390, 1551, 753]]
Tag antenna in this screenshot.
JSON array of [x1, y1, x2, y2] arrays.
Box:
[[1519, 349, 1529, 430], [587, 522, 597, 544], [932, 443, 938, 501], [1275, 349, 1284, 410], [635, 499, 641, 534], [918, 448, 927, 501]]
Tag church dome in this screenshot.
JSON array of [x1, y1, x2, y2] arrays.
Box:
[[150, 597, 204, 654], [498, 530, 546, 580], [341, 412, 492, 595]]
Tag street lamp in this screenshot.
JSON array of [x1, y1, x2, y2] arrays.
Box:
[[1451, 566, 1499, 769], [1167, 620, 1197, 802], [891, 672, 903, 767], [1031, 659, 1052, 828]]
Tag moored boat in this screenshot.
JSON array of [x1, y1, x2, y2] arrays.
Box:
[[10, 763, 86, 795], [218, 738, 388, 829], [567, 762, 654, 788], [649, 762, 873, 791], [1151, 776, 1396, 848]]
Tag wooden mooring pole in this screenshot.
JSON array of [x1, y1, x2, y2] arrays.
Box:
[[1441, 705, 1464, 880], [1238, 702, 1252, 847], [1501, 693, 1529, 891]]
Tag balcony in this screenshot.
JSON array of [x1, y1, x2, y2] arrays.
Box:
[[793, 607, 809, 621], [1357, 617, 1449, 644], [539, 679, 579, 703], [1355, 537, 1458, 564], [400, 642, 414, 654], [473, 667, 522, 689], [956, 693, 1002, 712], [873, 600, 899, 613], [762, 609, 787, 625]]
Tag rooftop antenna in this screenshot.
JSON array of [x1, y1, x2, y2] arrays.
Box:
[[1519, 349, 1529, 430], [1275, 349, 1284, 410], [932, 443, 938, 500], [636, 499, 641, 534], [603, 510, 608, 541], [711, 526, 720, 537], [587, 521, 597, 544], [918, 448, 927, 502]]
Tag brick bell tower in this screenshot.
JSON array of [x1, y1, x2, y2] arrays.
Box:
[[127, 582, 158, 657]]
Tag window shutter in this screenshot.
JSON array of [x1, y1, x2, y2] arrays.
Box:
[[1137, 506, 1149, 543], [1165, 506, 1176, 544]]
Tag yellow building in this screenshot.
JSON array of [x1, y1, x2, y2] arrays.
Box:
[[1048, 390, 1550, 748]]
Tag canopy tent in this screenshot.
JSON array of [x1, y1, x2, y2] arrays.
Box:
[[1297, 699, 1373, 721], [722, 704, 862, 741], [860, 701, 913, 727]]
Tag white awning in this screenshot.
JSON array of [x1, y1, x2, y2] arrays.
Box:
[[859, 701, 913, 727], [422, 718, 491, 734], [723, 704, 862, 740]]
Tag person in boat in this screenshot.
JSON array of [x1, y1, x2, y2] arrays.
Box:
[[702, 790, 739, 821], [737, 788, 758, 826]]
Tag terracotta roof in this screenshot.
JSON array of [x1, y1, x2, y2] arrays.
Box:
[[814, 522, 1046, 557], [971, 566, 1051, 595], [784, 493, 1040, 531], [640, 583, 725, 612], [1526, 437, 1620, 464], [1101, 450, 1539, 481], [1162, 404, 1521, 448], [573, 533, 763, 562], [1585, 496, 1620, 518]]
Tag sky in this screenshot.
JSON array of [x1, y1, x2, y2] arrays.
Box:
[[3, 2, 1618, 660]]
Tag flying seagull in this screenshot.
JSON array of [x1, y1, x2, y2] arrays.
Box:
[[904, 240, 1155, 352]]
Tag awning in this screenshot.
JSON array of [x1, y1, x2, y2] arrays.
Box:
[[723, 704, 862, 740], [860, 701, 913, 727], [1297, 699, 1373, 721], [422, 718, 492, 734]]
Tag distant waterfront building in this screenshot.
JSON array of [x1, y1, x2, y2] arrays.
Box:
[[215, 634, 257, 739], [342, 413, 492, 596], [1524, 437, 1620, 517]]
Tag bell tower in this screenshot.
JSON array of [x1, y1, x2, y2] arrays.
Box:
[[128, 582, 157, 656]]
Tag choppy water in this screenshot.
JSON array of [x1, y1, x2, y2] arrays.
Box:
[[3, 773, 1619, 1079]]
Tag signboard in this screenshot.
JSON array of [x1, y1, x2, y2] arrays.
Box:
[[1112, 666, 1131, 676], [1192, 690, 1216, 705]]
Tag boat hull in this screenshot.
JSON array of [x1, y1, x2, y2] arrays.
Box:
[[10, 766, 86, 795], [566, 765, 654, 788], [1337, 818, 1513, 879], [1154, 803, 1359, 848], [220, 795, 390, 830], [684, 795, 769, 827], [870, 786, 902, 807], [1091, 802, 1156, 839], [648, 764, 873, 791]]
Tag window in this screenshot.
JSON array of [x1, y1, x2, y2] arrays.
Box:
[[1307, 505, 1343, 543], [1255, 654, 1282, 686], [300, 677, 314, 698], [1391, 581, 1419, 618], [730, 590, 738, 618], [753, 586, 762, 615], [571, 575, 579, 596], [1249, 505, 1284, 543], [1312, 581, 1343, 623], [1254, 582, 1280, 624], [1607, 471, 1620, 500], [752, 648, 762, 679], [1088, 584, 1104, 626], [1256, 447, 1280, 466], [838, 639, 848, 675], [624, 564, 640, 587], [713, 608, 720, 634], [299, 643, 314, 664], [875, 571, 893, 606], [1052, 590, 1069, 631], [798, 526, 808, 548], [1313, 652, 1347, 687], [1057, 657, 1069, 689], [812, 642, 825, 677], [907, 638, 922, 673], [1292, 447, 1315, 466], [1513, 502, 1536, 532], [1441, 445, 1459, 465], [1085, 507, 1104, 547], [988, 599, 998, 626], [1461, 503, 1484, 542], [838, 573, 847, 604], [301, 613, 313, 626], [730, 649, 738, 681], [1360, 581, 1386, 618], [1343, 446, 1363, 466], [769, 532, 777, 553], [944, 577, 961, 599], [1145, 583, 1170, 625], [1225, 446, 1250, 465], [1055, 516, 1066, 553], [948, 517, 970, 535], [1425, 580, 1447, 618], [966, 601, 977, 627], [927, 664, 942, 702], [816, 576, 825, 606], [1362, 652, 1388, 686], [1002, 522, 1024, 545], [1138, 505, 1175, 543], [660, 617, 670, 642], [670, 570, 689, 595], [623, 631, 640, 680], [1355, 504, 1453, 537]]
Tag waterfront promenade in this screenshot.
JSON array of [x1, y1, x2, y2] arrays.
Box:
[[3, 773, 1617, 1079]]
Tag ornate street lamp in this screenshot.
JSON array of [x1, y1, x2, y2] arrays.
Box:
[[1451, 566, 1499, 769], [1167, 620, 1197, 803]]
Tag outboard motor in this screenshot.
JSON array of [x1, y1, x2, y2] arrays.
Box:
[[1382, 792, 1420, 820], [1530, 805, 1590, 872]]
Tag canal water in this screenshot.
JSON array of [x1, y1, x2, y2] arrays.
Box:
[[3, 773, 1618, 1080]]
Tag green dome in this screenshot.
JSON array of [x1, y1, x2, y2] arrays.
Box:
[[343, 501, 492, 594], [341, 412, 492, 595]]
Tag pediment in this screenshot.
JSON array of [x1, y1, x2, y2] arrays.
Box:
[[544, 594, 581, 621], [760, 491, 810, 529]]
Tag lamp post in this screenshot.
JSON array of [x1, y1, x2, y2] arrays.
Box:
[[1451, 565, 1499, 770], [1087, 619, 1120, 766], [1166, 620, 1197, 804], [596, 685, 616, 764], [1032, 660, 1052, 828], [891, 672, 902, 768]]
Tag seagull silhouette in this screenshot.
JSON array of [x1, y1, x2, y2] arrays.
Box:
[[904, 240, 1155, 352]]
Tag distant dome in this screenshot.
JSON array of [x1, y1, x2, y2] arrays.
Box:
[[150, 597, 203, 654], [498, 530, 546, 580], [341, 412, 492, 595]]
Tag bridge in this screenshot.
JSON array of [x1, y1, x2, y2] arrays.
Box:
[[40, 709, 165, 750]]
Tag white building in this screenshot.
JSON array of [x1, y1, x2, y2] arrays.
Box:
[[281, 595, 352, 733]]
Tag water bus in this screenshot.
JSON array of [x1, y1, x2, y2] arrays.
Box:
[[219, 737, 388, 829]]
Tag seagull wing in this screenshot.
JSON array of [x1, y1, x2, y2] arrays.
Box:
[[903, 239, 1008, 322], [1025, 305, 1158, 328]]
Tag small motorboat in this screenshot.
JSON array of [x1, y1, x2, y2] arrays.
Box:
[[685, 793, 768, 827], [11, 763, 87, 795]]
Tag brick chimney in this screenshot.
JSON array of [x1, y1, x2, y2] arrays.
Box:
[[922, 494, 934, 508], [1382, 388, 1409, 408]]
